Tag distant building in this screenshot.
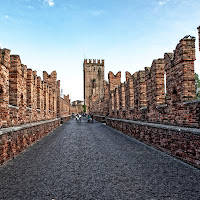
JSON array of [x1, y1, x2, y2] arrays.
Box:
[[71, 100, 84, 113], [72, 100, 84, 106]]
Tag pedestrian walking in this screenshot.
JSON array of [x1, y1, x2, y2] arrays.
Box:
[[87, 114, 91, 123], [91, 113, 94, 122], [79, 114, 82, 121]]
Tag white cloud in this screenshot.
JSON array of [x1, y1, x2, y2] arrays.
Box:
[[158, 0, 170, 5], [44, 0, 55, 7], [2, 15, 9, 23]]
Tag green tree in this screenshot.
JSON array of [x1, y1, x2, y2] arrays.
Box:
[[195, 73, 200, 99], [83, 105, 87, 113]]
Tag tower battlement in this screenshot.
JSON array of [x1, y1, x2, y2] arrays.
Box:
[[84, 59, 104, 66]]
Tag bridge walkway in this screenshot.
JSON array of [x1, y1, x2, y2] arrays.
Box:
[[0, 118, 200, 200]]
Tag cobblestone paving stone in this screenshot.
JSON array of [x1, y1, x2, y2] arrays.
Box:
[[0, 118, 200, 200]]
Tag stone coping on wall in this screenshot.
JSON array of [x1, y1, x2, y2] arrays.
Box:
[[183, 99, 200, 104], [8, 105, 19, 109], [0, 116, 70, 136], [95, 115, 200, 135], [156, 104, 167, 109]]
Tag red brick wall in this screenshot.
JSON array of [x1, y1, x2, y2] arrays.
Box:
[[102, 81, 109, 116], [108, 71, 121, 92], [0, 48, 73, 129], [0, 49, 10, 128], [125, 72, 134, 109], [0, 118, 60, 166], [91, 34, 199, 128], [165, 37, 196, 104], [145, 59, 165, 122], [105, 118, 200, 169]]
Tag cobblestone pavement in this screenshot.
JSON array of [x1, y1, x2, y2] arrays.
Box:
[[1, 118, 200, 200]]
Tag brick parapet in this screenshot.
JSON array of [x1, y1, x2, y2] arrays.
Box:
[[145, 59, 165, 122], [0, 62, 10, 128], [0, 48, 73, 129], [0, 116, 70, 166], [90, 32, 199, 128], [84, 59, 104, 66], [114, 87, 119, 117], [134, 70, 147, 110], [108, 71, 121, 92], [102, 117, 200, 169], [0, 48, 11, 69], [102, 81, 110, 116], [118, 83, 126, 117], [165, 36, 196, 104]]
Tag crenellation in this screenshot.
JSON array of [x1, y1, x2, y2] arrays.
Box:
[[125, 71, 132, 82], [90, 27, 200, 128], [84, 59, 104, 66], [0, 48, 11, 69], [108, 71, 121, 92], [164, 36, 196, 104], [125, 72, 134, 112], [0, 49, 10, 128], [0, 48, 72, 129]]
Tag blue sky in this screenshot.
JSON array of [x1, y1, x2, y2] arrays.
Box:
[[0, 0, 200, 101]]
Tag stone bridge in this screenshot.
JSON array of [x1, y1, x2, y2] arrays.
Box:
[[0, 26, 200, 199], [1, 118, 200, 199]]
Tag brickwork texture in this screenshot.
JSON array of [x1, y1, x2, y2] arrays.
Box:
[[0, 48, 72, 165], [0, 49, 72, 129], [91, 28, 200, 169]]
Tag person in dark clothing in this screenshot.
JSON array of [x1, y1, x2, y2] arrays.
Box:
[[91, 114, 94, 122]]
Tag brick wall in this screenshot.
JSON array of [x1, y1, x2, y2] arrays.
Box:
[[0, 118, 60, 166], [104, 117, 200, 169], [0, 47, 72, 166], [108, 71, 121, 92], [0, 49, 10, 128], [92, 29, 200, 169], [91, 34, 199, 128], [83, 59, 104, 112], [0, 48, 72, 129]]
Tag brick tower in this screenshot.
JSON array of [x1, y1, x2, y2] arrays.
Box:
[[83, 59, 104, 112]]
